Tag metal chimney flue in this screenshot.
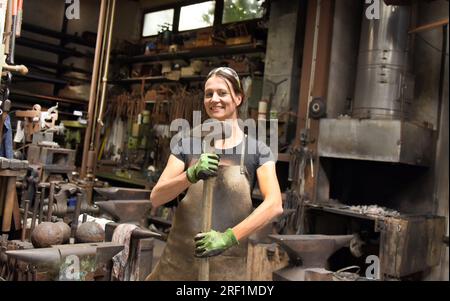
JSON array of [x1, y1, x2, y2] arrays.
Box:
[[318, 2, 433, 167], [352, 2, 414, 120]]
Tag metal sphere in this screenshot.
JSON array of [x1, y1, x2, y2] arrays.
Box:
[[54, 222, 71, 244], [31, 222, 64, 248], [75, 222, 104, 243]]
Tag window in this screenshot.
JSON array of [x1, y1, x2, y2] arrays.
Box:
[[179, 1, 215, 31], [222, 0, 264, 24], [142, 9, 174, 37]]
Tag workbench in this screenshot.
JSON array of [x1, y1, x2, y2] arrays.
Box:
[[95, 167, 152, 189]]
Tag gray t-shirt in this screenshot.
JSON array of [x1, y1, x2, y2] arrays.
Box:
[[172, 135, 275, 190]]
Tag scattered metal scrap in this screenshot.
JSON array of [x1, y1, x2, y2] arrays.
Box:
[[349, 205, 401, 217]]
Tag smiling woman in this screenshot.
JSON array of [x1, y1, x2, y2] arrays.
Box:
[[146, 66, 282, 281], [203, 67, 244, 120]]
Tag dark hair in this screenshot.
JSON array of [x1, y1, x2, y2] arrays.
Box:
[[205, 67, 245, 107]]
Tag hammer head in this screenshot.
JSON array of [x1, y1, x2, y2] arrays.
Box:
[[191, 119, 233, 153]]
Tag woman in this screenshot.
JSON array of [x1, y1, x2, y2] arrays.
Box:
[[146, 67, 283, 280]]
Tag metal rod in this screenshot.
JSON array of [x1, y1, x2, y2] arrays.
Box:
[[30, 191, 40, 235], [46, 182, 55, 221], [80, 0, 108, 179], [96, 0, 116, 128], [38, 187, 45, 224], [92, 0, 112, 144], [21, 200, 29, 242], [92, 0, 116, 175]]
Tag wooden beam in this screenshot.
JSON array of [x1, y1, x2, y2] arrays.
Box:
[[294, 0, 317, 148], [295, 0, 335, 202], [306, 0, 334, 202]]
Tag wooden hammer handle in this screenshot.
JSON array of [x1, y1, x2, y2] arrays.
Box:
[[198, 178, 215, 281], [2, 177, 17, 233]]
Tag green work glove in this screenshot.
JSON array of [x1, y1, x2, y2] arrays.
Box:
[[186, 153, 220, 183], [194, 228, 238, 258]]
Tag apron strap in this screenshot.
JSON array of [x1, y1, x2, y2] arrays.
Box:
[[240, 134, 247, 174]]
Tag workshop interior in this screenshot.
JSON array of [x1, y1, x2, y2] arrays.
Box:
[[0, 0, 448, 281]]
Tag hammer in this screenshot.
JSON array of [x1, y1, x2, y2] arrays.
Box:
[[196, 120, 232, 281]]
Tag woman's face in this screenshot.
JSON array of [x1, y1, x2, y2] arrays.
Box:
[[204, 75, 242, 121]]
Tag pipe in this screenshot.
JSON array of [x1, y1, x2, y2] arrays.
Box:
[[81, 0, 108, 179], [91, 0, 112, 146], [96, 0, 116, 128], [93, 0, 116, 171]]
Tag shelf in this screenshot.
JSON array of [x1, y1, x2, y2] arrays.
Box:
[[17, 55, 92, 75], [304, 202, 408, 221], [14, 73, 89, 85], [22, 23, 95, 48], [17, 37, 93, 58], [114, 42, 266, 64], [109, 72, 260, 85], [10, 90, 88, 106]]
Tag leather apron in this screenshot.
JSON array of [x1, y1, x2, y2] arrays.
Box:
[[147, 135, 253, 281]]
